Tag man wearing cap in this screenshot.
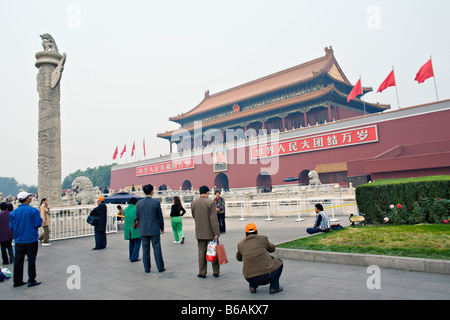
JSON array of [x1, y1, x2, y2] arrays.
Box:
[[89, 196, 108, 250], [236, 223, 283, 294], [9, 191, 42, 287]]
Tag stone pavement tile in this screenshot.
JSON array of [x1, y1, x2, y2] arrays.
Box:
[[415, 279, 450, 294], [2, 217, 449, 301], [371, 283, 450, 300], [0, 284, 31, 300], [315, 286, 398, 300], [123, 285, 185, 300]]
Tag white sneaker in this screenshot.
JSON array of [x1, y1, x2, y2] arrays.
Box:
[[173, 241, 180, 244], [42, 243, 51, 246]]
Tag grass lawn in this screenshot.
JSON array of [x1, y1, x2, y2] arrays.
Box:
[[278, 224, 450, 260]]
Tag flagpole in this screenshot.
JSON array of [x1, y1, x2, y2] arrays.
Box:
[[430, 55, 439, 101], [360, 75, 366, 115], [143, 138, 147, 160], [392, 66, 401, 109]]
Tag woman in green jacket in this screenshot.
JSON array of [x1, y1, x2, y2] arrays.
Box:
[[123, 197, 141, 262]]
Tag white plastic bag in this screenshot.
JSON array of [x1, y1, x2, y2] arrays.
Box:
[[206, 240, 217, 262]]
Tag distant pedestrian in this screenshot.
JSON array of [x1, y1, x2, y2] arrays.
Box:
[[135, 184, 165, 273], [0, 202, 14, 265], [236, 223, 283, 294], [38, 198, 51, 246], [306, 203, 330, 235], [89, 196, 108, 250], [214, 190, 226, 233], [9, 191, 42, 288], [170, 196, 186, 244], [7, 203, 14, 211], [191, 186, 220, 278], [123, 197, 141, 262], [116, 205, 124, 221]]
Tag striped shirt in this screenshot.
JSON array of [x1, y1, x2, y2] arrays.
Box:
[[313, 211, 330, 231]]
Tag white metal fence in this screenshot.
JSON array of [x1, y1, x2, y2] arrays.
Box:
[[45, 198, 355, 241], [160, 198, 357, 222], [48, 204, 119, 241]]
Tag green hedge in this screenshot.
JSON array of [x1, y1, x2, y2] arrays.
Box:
[[355, 176, 450, 224]]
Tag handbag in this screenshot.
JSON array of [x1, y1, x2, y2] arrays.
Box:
[[206, 240, 217, 262], [216, 242, 228, 265], [86, 214, 99, 226]]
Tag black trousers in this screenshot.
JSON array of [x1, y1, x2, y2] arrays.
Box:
[[1, 239, 14, 264], [14, 241, 38, 285], [94, 231, 107, 249], [217, 213, 226, 233], [246, 260, 283, 290], [141, 235, 164, 272]]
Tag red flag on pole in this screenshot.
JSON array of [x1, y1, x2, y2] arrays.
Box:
[[120, 144, 127, 158], [377, 70, 396, 93], [131, 141, 136, 157], [112, 146, 118, 160], [143, 138, 146, 157], [414, 59, 434, 84], [347, 79, 362, 102]]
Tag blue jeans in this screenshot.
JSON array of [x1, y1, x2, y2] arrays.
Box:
[[246, 260, 283, 290], [129, 238, 141, 261], [306, 227, 329, 235]]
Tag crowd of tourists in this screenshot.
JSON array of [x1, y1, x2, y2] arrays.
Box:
[[1, 184, 331, 294]]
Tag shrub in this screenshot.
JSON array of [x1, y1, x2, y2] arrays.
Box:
[[355, 176, 450, 224]]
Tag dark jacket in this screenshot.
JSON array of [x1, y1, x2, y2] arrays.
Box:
[[0, 210, 14, 242], [90, 202, 107, 232], [135, 197, 164, 236], [236, 234, 283, 279]]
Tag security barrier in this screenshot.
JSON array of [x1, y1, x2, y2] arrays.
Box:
[[48, 205, 119, 241], [161, 198, 357, 222]]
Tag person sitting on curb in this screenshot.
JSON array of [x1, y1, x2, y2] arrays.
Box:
[[236, 223, 283, 294]]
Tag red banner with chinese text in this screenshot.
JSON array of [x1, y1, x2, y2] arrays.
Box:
[[251, 125, 378, 160], [136, 158, 194, 176]]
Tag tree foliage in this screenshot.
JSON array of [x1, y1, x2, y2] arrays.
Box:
[[62, 164, 115, 190], [0, 177, 38, 196]]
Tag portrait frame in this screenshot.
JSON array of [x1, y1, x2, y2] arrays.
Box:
[[213, 147, 228, 173]]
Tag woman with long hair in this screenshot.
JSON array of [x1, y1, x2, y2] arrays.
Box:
[[38, 198, 51, 245], [170, 196, 186, 244]]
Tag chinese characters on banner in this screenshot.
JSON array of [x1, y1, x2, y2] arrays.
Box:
[[251, 125, 378, 160], [136, 158, 194, 177]]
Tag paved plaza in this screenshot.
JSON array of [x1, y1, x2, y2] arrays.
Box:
[[1, 216, 449, 301]]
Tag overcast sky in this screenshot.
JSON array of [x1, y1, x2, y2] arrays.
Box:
[[0, 0, 449, 186]]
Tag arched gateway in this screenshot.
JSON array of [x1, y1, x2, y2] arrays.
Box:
[[214, 173, 229, 191]]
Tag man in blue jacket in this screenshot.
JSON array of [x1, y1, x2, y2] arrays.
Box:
[[135, 184, 165, 273], [9, 191, 42, 287]]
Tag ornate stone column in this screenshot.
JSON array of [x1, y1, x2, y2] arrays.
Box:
[[35, 34, 67, 207]]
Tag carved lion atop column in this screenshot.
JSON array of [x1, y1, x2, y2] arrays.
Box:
[[71, 176, 96, 205]]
